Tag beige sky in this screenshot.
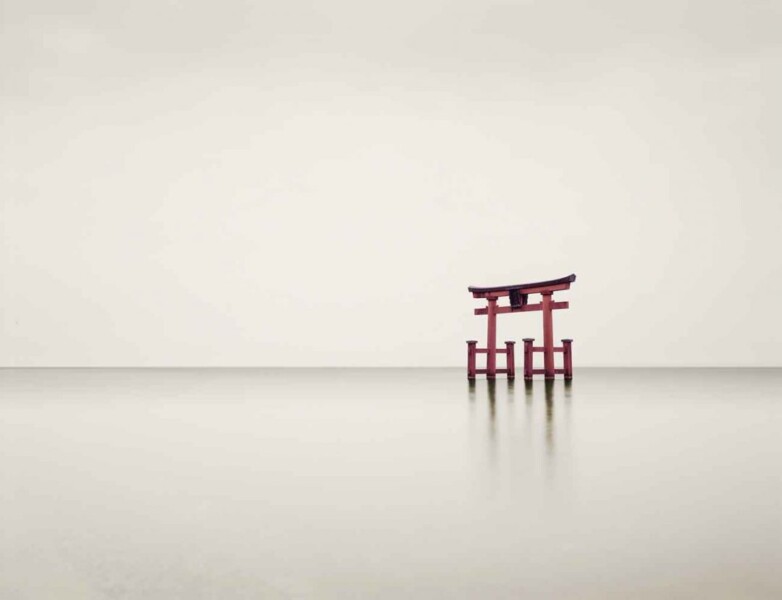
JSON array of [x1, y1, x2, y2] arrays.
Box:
[[2, 1, 780, 366]]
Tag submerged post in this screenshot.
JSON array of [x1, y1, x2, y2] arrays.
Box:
[[505, 341, 516, 379], [562, 339, 573, 380], [523, 338, 534, 381], [467, 340, 477, 380]]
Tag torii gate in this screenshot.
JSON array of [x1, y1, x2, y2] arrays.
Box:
[[467, 274, 576, 381]]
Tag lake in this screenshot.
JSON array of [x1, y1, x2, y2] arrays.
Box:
[[1, 368, 779, 599]]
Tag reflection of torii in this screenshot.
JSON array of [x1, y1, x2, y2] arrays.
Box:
[[467, 274, 576, 381]]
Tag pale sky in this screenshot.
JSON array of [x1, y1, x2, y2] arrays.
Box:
[[2, 1, 780, 366]]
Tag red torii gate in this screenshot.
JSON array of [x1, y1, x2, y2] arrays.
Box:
[[467, 274, 576, 381]]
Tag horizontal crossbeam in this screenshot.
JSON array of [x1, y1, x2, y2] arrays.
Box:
[[532, 347, 565, 353], [474, 301, 568, 316], [531, 369, 566, 375]]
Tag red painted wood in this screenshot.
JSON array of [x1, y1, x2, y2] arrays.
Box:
[[486, 298, 498, 379], [541, 292, 555, 379], [468, 274, 576, 294], [467, 274, 575, 380], [470, 283, 572, 299], [562, 339, 573, 380], [523, 338, 534, 380], [473, 301, 569, 316], [467, 340, 477, 380], [505, 341, 516, 379], [532, 368, 565, 375]]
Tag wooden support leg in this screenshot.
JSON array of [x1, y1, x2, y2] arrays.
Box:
[[467, 340, 477, 380], [541, 292, 555, 380], [486, 297, 498, 379], [523, 338, 534, 381], [562, 338, 573, 380], [505, 341, 516, 379]]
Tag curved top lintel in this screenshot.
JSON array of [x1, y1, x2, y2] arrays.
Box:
[[468, 273, 576, 294]]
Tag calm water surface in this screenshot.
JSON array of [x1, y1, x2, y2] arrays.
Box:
[[1, 368, 780, 599]]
